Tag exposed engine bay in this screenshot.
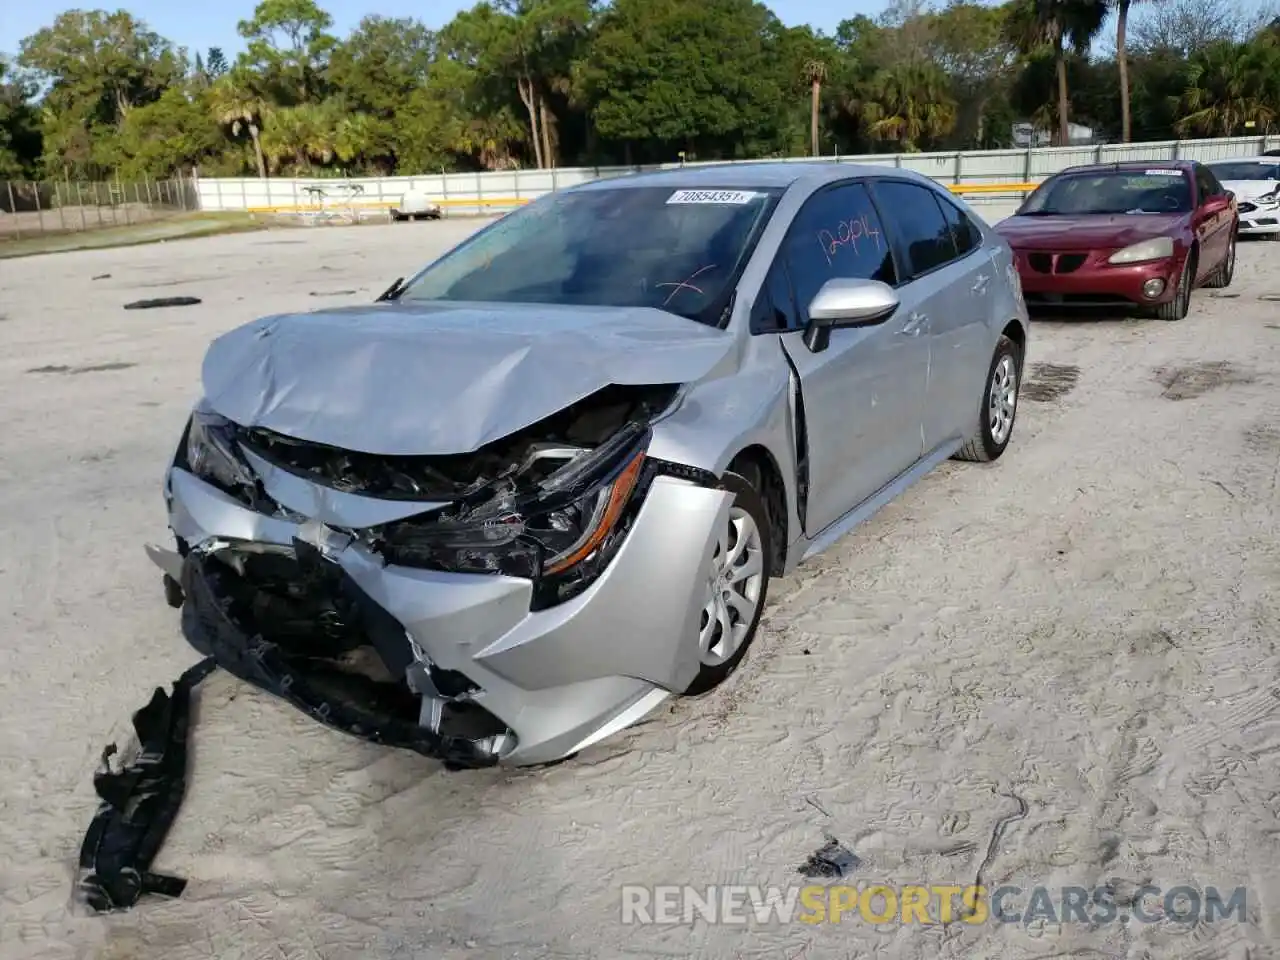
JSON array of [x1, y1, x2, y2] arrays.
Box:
[[236, 383, 681, 499], [165, 380, 710, 769]]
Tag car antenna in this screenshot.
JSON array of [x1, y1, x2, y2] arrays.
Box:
[[375, 277, 406, 302]]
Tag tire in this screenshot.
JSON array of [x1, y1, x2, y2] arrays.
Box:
[[684, 470, 773, 696], [954, 334, 1021, 463], [1204, 228, 1236, 289], [1155, 254, 1193, 321]]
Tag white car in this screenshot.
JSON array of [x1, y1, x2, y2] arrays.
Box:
[[1208, 157, 1280, 239], [392, 188, 443, 221]]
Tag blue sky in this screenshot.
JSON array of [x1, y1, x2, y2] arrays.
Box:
[[1, 0, 880, 58]]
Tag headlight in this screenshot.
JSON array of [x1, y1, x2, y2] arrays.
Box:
[[377, 425, 651, 602], [1108, 237, 1175, 264], [1257, 189, 1280, 205], [184, 407, 257, 494]]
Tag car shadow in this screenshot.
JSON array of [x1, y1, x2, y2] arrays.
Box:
[[1026, 307, 1152, 327]]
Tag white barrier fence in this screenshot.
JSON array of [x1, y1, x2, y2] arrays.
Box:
[[195, 134, 1280, 219]]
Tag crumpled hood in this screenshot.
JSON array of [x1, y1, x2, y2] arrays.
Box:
[[201, 301, 736, 456], [996, 213, 1187, 250]]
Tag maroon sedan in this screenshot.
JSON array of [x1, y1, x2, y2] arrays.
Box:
[[996, 161, 1237, 321]]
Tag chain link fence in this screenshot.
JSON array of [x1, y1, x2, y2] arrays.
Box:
[[0, 176, 199, 242]]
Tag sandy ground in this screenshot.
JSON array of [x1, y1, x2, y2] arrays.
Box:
[[2, 205, 1280, 960]]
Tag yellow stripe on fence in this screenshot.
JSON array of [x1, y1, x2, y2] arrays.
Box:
[[239, 181, 1037, 215]]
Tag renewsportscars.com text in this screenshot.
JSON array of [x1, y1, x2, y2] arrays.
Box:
[[620, 884, 1247, 926]]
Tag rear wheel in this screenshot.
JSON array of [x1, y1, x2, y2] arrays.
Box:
[[684, 471, 772, 696], [955, 335, 1021, 463], [1204, 229, 1236, 288], [1155, 255, 1192, 321]]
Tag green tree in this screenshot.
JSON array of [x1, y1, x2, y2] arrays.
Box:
[[927, 0, 1017, 147], [577, 0, 790, 163], [236, 0, 336, 104], [856, 61, 958, 150], [0, 58, 42, 178], [327, 16, 434, 117], [209, 69, 270, 177], [18, 9, 185, 174], [1005, 0, 1109, 144], [112, 84, 225, 177], [1177, 38, 1280, 136], [207, 47, 229, 78], [446, 0, 593, 169]]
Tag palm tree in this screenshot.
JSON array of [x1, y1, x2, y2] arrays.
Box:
[[261, 104, 334, 174], [857, 62, 958, 152], [1116, 0, 1135, 142], [803, 59, 827, 157], [209, 72, 268, 178], [1177, 40, 1280, 137], [1006, 0, 1109, 145]]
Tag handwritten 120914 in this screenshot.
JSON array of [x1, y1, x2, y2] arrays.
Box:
[[817, 215, 883, 266]]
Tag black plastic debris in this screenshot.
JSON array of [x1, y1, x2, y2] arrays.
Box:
[[180, 553, 504, 771], [76, 656, 217, 913], [27, 362, 135, 376], [92, 273, 111, 280], [798, 837, 860, 879], [123, 296, 202, 310], [309, 289, 358, 297]]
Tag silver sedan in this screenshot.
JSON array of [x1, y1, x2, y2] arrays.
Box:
[[151, 163, 1030, 768]]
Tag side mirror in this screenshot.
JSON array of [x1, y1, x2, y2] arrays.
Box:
[[803, 278, 900, 352]]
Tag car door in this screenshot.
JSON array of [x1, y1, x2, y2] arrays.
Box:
[[762, 180, 931, 536], [868, 179, 989, 453], [1193, 164, 1230, 279]]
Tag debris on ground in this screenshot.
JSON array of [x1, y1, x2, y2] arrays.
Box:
[[309, 289, 359, 297], [91, 274, 111, 280], [75, 657, 216, 913], [797, 837, 860, 878], [27, 362, 136, 376], [123, 296, 202, 310]]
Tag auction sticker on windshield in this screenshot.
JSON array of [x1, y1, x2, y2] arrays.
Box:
[[666, 190, 761, 205], [1143, 170, 1184, 176]]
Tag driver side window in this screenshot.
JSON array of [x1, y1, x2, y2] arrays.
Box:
[[1195, 165, 1221, 202], [783, 182, 896, 326]]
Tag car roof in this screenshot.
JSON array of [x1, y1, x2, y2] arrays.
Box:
[[1207, 155, 1280, 164], [570, 161, 936, 193], [1053, 160, 1194, 177]]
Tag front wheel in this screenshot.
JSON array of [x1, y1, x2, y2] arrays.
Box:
[[1204, 230, 1236, 288], [1155, 256, 1192, 321], [954, 335, 1021, 463], [684, 471, 772, 696]]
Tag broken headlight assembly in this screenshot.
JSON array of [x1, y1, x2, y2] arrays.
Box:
[[180, 407, 259, 499], [376, 424, 653, 608]]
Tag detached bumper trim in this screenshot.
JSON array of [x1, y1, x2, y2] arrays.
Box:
[[179, 553, 504, 770]]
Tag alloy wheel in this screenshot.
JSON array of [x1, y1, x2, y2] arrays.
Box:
[[988, 353, 1019, 446], [699, 507, 765, 667]]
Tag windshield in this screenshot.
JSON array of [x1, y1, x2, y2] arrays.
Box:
[[396, 185, 781, 324], [1209, 161, 1280, 182], [1018, 169, 1192, 216]]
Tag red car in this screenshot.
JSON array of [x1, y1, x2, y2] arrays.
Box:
[[995, 160, 1237, 321]]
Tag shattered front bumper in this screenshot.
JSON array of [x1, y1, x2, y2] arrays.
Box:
[[160, 464, 731, 767]]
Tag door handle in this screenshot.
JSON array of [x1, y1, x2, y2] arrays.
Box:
[[972, 273, 990, 293], [901, 311, 928, 336]]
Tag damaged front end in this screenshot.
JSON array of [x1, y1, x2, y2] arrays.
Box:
[[155, 382, 725, 768]]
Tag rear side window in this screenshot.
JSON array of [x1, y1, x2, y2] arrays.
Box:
[[937, 197, 982, 256], [783, 181, 897, 322], [871, 181, 959, 279]]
